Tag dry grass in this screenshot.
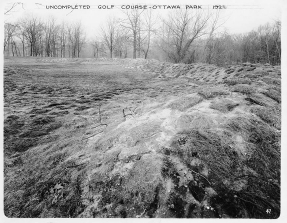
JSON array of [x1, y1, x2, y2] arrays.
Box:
[[168, 96, 203, 111], [263, 88, 281, 103], [250, 106, 281, 130], [253, 70, 269, 76], [4, 58, 281, 218], [4, 150, 86, 217], [232, 84, 256, 95], [225, 117, 280, 218], [87, 154, 163, 218], [4, 114, 62, 155], [164, 113, 280, 218], [261, 77, 281, 86], [198, 87, 230, 99], [224, 78, 252, 86], [209, 99, 239, 113], [244, 93, 276, 107], [170, 129, 241, 180]]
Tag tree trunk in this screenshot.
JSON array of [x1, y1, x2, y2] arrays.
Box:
[[78, 41, 80, 57], [110, 48, 113, 58], [30, 42, 33, 56], [138, 32, 141, 58], [22, 39, 25, 57], [265, 39, 270, 64], [133, 31, 137, 59], [11, 41, 15, 56], [7, 41, 10, 56], [275, 41, 280, 63], [144, 30, 151, 59]]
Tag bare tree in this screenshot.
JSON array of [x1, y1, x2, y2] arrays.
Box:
[[258, 24, 272, 64], [92, 41, 100, 58], [4, 23, 18, 56], [258, 21, 281, 65], [75, 23, 85, 57], [121, 8, 145, 59], [67, 25, 74, 57], [43, 17, 59, 57], [67, 22, 85, 58], [141, 9, 157, 59], [3, 11, 280, 65], [115, 36, 129, 58], [101, 17, 118, 58], [21, 16, 44, 56], [137, 17, 142, 58], [59, 22, 67, 58], [91, 40, 105, 58], [159, 9, 216, 63], [204, 10, 224, 64], [16, 22, 27, 56], [273, 20, 281, 63]]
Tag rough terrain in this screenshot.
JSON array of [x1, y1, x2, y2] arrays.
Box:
[[4, 57, 281, 218]]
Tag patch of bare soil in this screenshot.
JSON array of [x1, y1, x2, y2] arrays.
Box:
[[4, 57, 280, 218]]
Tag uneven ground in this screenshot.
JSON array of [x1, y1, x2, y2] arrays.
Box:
[[4, 57, 281, 218]]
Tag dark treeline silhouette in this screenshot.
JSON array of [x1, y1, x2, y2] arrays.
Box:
[[4, 9, 281, 66]]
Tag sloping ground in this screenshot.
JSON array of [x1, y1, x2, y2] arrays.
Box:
[[4, 58, 280, 218]]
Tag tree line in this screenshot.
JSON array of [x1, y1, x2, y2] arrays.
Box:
[[4, 9, 281, 66], [4, 16, 85, 58], [200, 21, 281, 66]]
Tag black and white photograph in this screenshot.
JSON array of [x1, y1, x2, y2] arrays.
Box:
[[2, 0, 285, 220]]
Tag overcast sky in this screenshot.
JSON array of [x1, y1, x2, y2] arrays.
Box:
[[3, 0, 284, 40]]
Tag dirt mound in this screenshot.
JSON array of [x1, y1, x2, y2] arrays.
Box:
[[4, 58, 280, 218]]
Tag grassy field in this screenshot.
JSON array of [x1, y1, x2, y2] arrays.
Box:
[[4, 57, 281, 218]]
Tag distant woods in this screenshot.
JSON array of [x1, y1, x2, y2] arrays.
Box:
[[202, 21, 281, 66], [4, 16, 85, 58], [4, 9, 281, 66]]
